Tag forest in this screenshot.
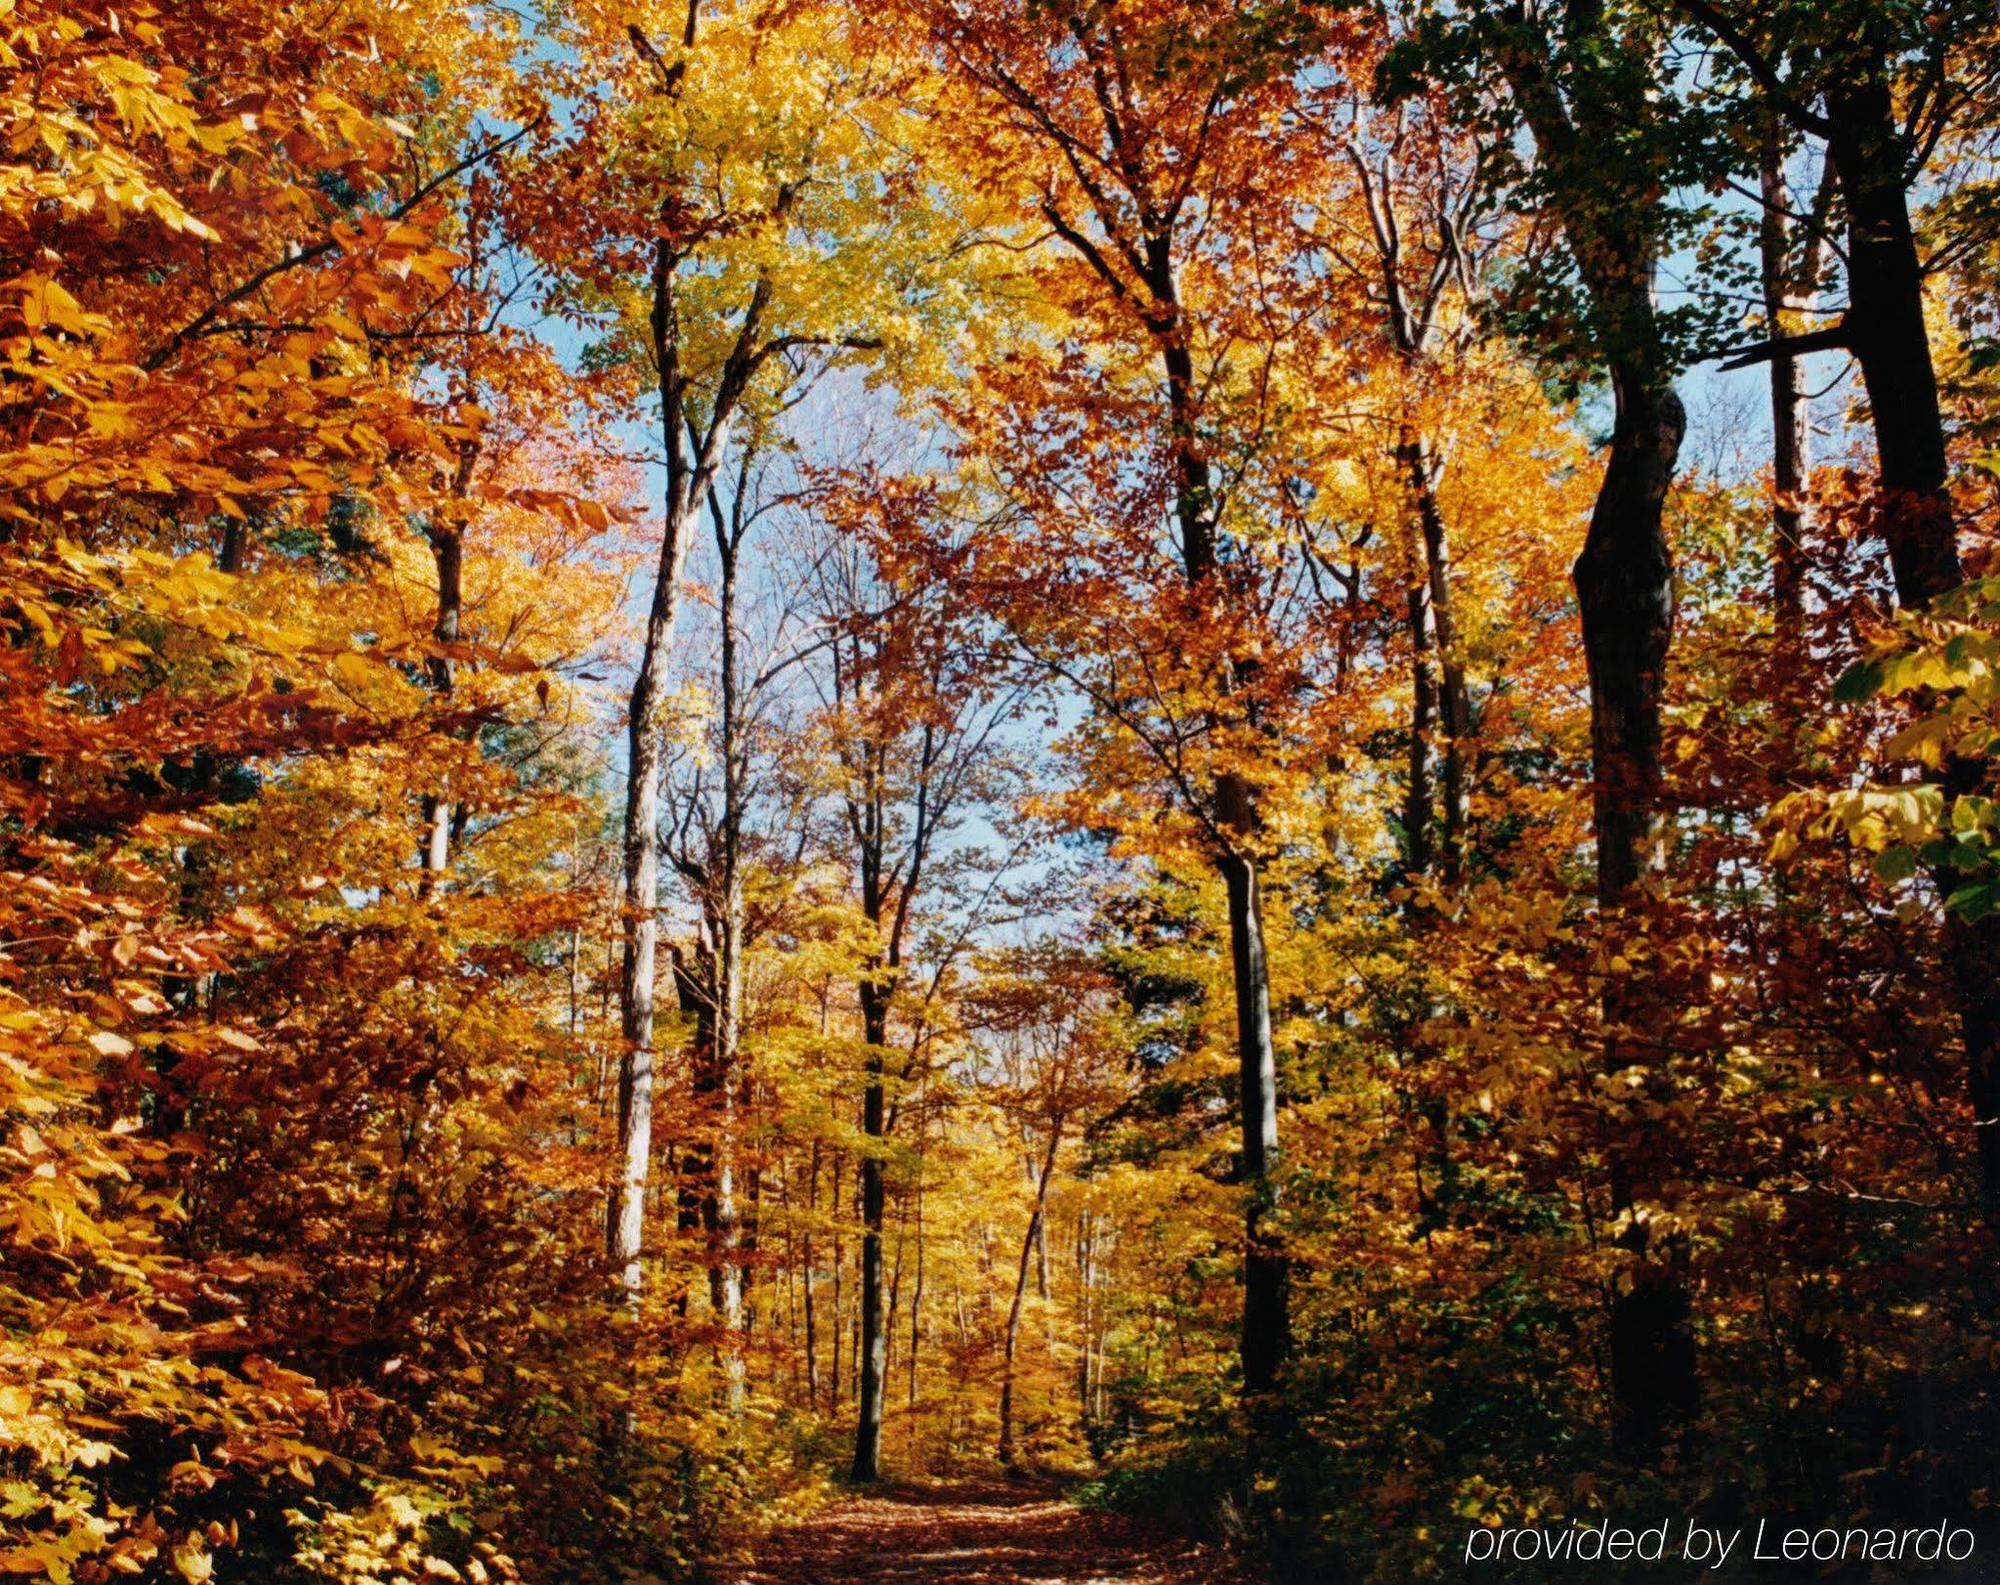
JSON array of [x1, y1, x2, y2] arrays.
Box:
[[4, 0, 1999, 1579]]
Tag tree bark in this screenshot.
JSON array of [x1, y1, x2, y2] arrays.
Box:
[[710, 504, 749, 1408], [1402, 508, 1439, 886], [419, 524, 459, 885], [1759, 117, 1812, 655], [999, 1119, 1063, 1471], [1075, 1209, 1094, 1430], [908, 1177, 925, 1411], [606, 498, 692, 1300], [672, 942, 717, 1324], [1014, 22, 1292, 1414], [418, 438, 475, 890], [1576, 370, 1683, 898], [1162, 307, 1290, 1404], [804, 1140, 821, 1410], [851, 980, 890, 1480], [1218, 826, 1288, 1398], [830, 1150, 843, 1409], [1823, 74, 1958, 609], [1814, 59, 2000, 1231], [1405, 439, 1471, 885], [1583, 368, 1697, 1460], [710, 968, 745, 1407], [1490, 9, 1696, 1457], [608, 209, 764, 1300]]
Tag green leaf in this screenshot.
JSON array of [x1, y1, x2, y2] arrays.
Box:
[[1872, 847, 1919, 884], [1833, 658, 1886, 705], [1945, 880, 2000, 923]]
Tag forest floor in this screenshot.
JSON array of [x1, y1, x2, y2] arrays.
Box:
[[718, 1479, 1249, 1584]]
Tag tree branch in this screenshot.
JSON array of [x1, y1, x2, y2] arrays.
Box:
[[1670, 0, 1835, 140], [142, 117, 545, 374], [1710, 318, 1850, 370]]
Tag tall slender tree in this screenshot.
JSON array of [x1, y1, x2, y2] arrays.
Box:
[[916, 0, 1338, 1406], [1383, 0, 1719, 1455]]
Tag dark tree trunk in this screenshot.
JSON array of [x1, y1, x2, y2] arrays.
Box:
[[804, 1141, 821, 1409], [1583, 368, 1698, 1460], [1218, 797, 1288, 1400], [851, 982, 890, 1481], [1489, 5, 1701, 1455], [1398, 433, 1471, 886], [1161, 310, 1290, 1405], [830, 1153, 843, 1409], [1672, 0, 1999, 1223], [1075, 1210, 1096, 1430], [1416, 458, 1472, 887], [908, 1179, 925, 1410], [1818, 63, 2000, 1232], [1577, 371, 1682, 900], [1402, 518, 1439, 886], [418, 442, 474, 887], [1824, 72, 1959, 610], [672, 943, 718, 1319], [219, 517, 248, 576], [1949, 927, 2000, 1231], [1024, 50, 1293, 1419]]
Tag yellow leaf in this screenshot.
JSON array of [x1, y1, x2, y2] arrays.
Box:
[[332, 652, 375, 690]]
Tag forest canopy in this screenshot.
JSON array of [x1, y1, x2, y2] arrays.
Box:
[[3, 0, 1999, 1579]]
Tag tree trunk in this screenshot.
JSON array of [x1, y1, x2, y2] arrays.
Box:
[[908, 1178, 925, 1411], [1760, 117, 1812, 655], [608, 225, 747, 1301], [419, 516, 463, 888], [780, 1156, 799, 1391], [742, 1147, 761, 1333], [804, 1141, 821, 1410], [1948, 924, 2000, 1231], [607, 495, 695, 1299], [1404, 438, 1471, 884], [710, 961, 745, 1407], [1161, 312, 1291, 1404], [710, 523, 749, 1409], [1489, 6, 1702, 1454], [1401, 508, 1438, 886], [1075, 1210, 1094, 1429], [1818, 71, 2000, 1230], [999, 1119, 1064, 1471], [851, 981, 890, 1481], [671, 942, 718, 1321], [831, 1152, 844, 1409], [885, 1194, 906, 1400], [1824, 74, 1958, 610], [1218, 823, 1289, 1400], [1575, 369, 1682, 899], [1581, 367, 1697, 1459]]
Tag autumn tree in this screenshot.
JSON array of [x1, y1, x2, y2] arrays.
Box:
[[804, 492, 1027, 1480], [1380, 0, 1745, 1456], [516, 0, 984, 1305], [11, 0, 2000, 1577], [911, 0, 1368, 1414], [1670, 0, 2000, 1233], [964, 944, 1130, 1470]]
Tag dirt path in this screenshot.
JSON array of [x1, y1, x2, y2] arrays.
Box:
[[721, 1480, 1249, 1584]]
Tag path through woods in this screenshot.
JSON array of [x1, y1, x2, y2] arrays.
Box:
[[722, 1482, 1247, 1584]]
